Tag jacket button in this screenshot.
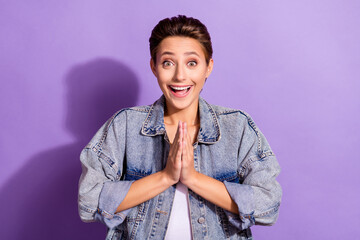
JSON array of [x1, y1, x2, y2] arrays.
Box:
[[198, 217, 205, 224]]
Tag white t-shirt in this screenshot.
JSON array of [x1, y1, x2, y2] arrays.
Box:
[[164, 182, 192, 240]]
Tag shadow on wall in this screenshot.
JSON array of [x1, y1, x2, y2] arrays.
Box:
[[0, 58, 139, 240]]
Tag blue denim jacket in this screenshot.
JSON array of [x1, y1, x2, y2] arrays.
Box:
[[78, 95, 282, 240]]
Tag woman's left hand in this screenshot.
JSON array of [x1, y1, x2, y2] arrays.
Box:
[[179, 122, 198, 186]]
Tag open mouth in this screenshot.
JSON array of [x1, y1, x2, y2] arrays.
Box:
[[169, 85, 192, 97]]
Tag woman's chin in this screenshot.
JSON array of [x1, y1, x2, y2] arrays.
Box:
[[165, 95, 198, 112]]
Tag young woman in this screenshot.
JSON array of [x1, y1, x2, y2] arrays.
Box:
[[78, 15, 282, 240]]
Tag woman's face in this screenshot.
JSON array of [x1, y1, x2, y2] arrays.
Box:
[[151, 36, 213, 112]]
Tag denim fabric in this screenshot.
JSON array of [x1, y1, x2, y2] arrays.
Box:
[[78, 95, 282, 239]]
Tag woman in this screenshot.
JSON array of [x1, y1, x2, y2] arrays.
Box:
[[78, 15, 282, 240]]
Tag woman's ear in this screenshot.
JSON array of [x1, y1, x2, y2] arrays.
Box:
[[206, 58, 214, 78], [150, 58, 157, 77]]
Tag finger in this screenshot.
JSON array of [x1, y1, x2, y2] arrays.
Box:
[[183, 122, 191, 150], [169, 121, 182, 156], [182, 122, 187, 151], [182, 122, 189, 163], [177, 123, 183, 157], [180, 121, 184, 144], [173, 120, 182, 144], [187, 127, 192, 150], [185, 124, 194, 162], [174, 127, 182, 153], [170, 124, 181, 157], [175, 139, 182, 166], [175, 120, 182, 145]]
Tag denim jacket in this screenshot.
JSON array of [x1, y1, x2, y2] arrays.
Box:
[[78, 95, 282, 240]]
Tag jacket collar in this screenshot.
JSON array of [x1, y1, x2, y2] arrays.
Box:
[[141, 95, 221, 144]]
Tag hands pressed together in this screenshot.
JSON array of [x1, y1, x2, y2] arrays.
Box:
[[116, 120, 238, 214], [163, 121, 198, 187]]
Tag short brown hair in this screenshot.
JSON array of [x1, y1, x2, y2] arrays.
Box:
[[149, 15, 213, 65]]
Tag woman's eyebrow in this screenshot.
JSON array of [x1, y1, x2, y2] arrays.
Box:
[[160, 51, 200, 57], [184, 51, 200, 57], [160, 51, 174, 56]]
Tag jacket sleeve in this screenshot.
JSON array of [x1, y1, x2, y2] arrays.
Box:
[[223, 113, 282, 230], [78, 110, 135, 229]]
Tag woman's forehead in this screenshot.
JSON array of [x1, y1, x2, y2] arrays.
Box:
[[157, 36, 206, 57]]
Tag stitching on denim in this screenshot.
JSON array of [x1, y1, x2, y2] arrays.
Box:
[[239, 151, 275, 178], [259, 151, 275, 160], [149, 193, 165, 238], [240, 112, 262, 156], [89, 109, 126, 174], [217, 109, 264, 157], [254, 202, 280, 218], [91, 146, 118, 173], [218, 174, 238, 182], [115, 211, 126, 219], [140, 98, 170, 137], [126, 169, 150, 178], [97, 109, 128, 148], [218, 109, 269, 164], [98, 208, 124, 221], [215, 206, 231, 238], [98, 208, 114, 219], [141, 101, 155, 136], [134, 108, 149, 112], [90, 109, 132, 172], [196, 194, 208, 237], [156, 209, 168, 215], [239, 155, 259, 178], [216, 109, 240, 115], [126, 201, 148, 222], [99, 151, 115, 167], [200, 99, 221, 143], [97, 208, 124, 220], [239, 211, 255, 225], [79, 202, 97, 214], [128, 105, 150, 112], [129, 202, 147, 240]]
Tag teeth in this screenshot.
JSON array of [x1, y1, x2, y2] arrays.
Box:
[[171, 86, 191, 90]]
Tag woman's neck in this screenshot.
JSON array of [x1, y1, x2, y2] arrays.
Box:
[[164, 100, 199, 126]]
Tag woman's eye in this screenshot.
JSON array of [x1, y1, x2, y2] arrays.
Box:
[[162, 61, 173, 67], [188, 61, 197, 67]]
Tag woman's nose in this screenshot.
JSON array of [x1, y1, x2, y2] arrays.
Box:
[[174, 64, 186, 82]]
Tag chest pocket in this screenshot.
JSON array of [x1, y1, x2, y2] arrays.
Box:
[[213, 172, 245, 238], [214, 172, 239, 183], [123, 169, 151, 222], [123, 169, 151, 181]]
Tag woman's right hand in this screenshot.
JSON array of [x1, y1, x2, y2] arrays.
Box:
[[162, 121, 183, 186]]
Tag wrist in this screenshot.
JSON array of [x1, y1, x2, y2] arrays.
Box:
[[160, 170, 178, 187], [181, 170, 199, 188]]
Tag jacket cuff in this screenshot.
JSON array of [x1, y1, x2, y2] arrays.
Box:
[[223, 181, 255, 230], [95, 180, 134, 229]]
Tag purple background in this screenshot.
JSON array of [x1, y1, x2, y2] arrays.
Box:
[[1, 1, 359, 239]]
